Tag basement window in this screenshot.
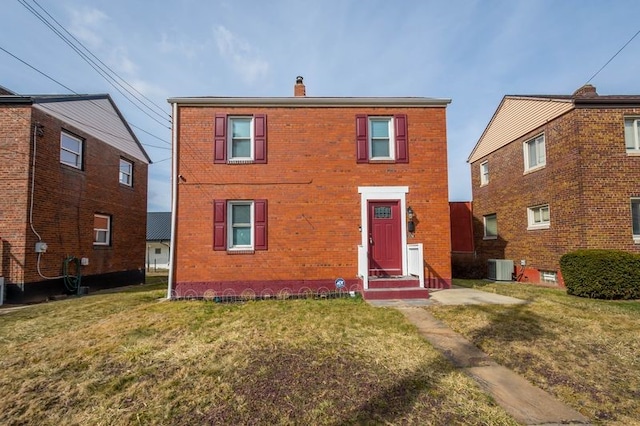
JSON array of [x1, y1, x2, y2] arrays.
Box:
[[540, 270, 557, 283]]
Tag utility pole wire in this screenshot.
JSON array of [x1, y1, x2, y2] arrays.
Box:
[[586, 29, 640, 84]]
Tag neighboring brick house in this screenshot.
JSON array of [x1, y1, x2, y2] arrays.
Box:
[[167, 77, 451, 300], [468, 84, 640, 285], [146, 212, 171, 271], [0, 86, 151, 303]]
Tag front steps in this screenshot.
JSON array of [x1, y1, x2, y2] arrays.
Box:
[[362, 276, 429, 300]]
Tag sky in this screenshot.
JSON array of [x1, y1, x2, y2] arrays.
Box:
[[2, 0, 639, 212]]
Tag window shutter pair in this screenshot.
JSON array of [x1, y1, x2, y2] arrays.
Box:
[[213, 200, 268, 251], [355, 114, 408, 163], [214, 114, 267, 163]]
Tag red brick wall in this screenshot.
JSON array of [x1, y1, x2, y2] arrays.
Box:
[[0, 105, 32, 284], [174, 105, 451, 290], [471, 106, 640, 285], [1, 104, 148, 297]]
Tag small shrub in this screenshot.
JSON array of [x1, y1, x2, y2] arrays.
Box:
[[560, 249, 640, 299]]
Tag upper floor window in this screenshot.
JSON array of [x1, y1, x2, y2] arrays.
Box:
[[483, 213, 497, 239], [93, 214, 111, 246], [528, 204, 550, 229], [214, 199, 268, 252], [214, 113, 267, 164], [356, 114, 408, 164], [523, 134, 545, 172], [624, 118, 640, 153], [119, 158, 133, 186], [631, 198, 640, 243], [480, 161, 489, 185], [60, 131, 83, 169]]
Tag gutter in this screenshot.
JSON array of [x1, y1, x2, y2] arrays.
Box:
[[167, 102, 179, 299]]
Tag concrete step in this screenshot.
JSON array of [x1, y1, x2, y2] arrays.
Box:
[[367, 276, 420, 289], [363, 287, 429, 300]]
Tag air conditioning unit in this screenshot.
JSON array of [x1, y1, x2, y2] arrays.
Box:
[[487, 259, 514, 281]]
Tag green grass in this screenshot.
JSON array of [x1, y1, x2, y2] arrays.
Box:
[[430, 279, 640, 425], [0, 278, 516, 425]]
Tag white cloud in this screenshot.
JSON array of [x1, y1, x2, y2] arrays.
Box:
[[214, 26, 269, 84], [67, 6, 109, 49]]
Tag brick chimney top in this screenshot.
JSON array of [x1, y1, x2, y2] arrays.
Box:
[[573, 84, 598, 98], [294, 76, 306, 97]]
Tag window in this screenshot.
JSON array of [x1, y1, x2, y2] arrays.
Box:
[[213, 199, 268, 251], [119, 158, 133, 186], [624, 118, 640, 152], [540, 270, 557, 283], [631, 198, 640, 242], [483, 214, 497, 239], [523, 134, 545, 171], [214, 114, 267, 164], [480, 161, 489, 185], [528, 204, 550, 229], [93, 214, 111, 246], [356, 114, 408, 163], [60, 131, 83, 169], [154, 248, 162, 254]]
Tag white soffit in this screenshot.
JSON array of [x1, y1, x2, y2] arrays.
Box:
[[468, 97, 573, 163], [34, 98, 150, 163]]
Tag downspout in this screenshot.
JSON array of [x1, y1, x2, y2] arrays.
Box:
[[167, 102, 179, 299]]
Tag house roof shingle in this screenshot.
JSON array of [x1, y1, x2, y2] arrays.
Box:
[[147, 212, 171, 241]]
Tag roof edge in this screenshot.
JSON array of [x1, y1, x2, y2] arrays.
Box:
[[167, 96, 452, 107]]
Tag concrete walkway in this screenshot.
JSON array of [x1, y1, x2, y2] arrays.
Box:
[[369, 288, 590, 425]]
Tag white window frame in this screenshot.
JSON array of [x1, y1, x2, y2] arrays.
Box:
[[480, 161, 489, 186], [93, 214, 111, 246], [624, 117, 640, 153], [527, 204, 550, 230], [523, 133, 546, 172], [631, 198, 640, 243], [227, 201, 254, 250], [228, 116, 254, 162], [369, 117, 395, 160], [60, 131, 83, 169], [483, 213, 497, 240], [119, 158, 133, 186]]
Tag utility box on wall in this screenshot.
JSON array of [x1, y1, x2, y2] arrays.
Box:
[[487, 259, 514, 281]]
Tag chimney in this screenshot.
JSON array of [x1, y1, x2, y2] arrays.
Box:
[[573, 84, 598, 98], [294, 76, 306, 97]]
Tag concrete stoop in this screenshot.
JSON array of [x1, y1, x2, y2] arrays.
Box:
[[397, 307, 590, 425]]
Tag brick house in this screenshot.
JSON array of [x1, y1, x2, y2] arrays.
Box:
[[468, 84, 640, 285], [167, 77, 451, 300], [0, 87, 151, 303]]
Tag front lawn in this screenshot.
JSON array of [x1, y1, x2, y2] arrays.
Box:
[[0, 278, 515, 425], [430, 279, 640, 424]]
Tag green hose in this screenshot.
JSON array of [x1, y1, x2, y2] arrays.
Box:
[[63, 256, 82, 294]]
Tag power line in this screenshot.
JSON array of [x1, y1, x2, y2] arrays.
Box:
[[0, 44, 171, 148], [16, 0, 171, 129], [586, 29, 640, 85]]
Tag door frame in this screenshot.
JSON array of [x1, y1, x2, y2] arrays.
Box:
[[358, 186, 409, 279]]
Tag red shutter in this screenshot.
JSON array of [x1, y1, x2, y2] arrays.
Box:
[[395, 114, 408, 163], [254, 199, 268, 250], [356, 114, 369, 163], [254, 114, 267, 164], [214, 114, 227, 164], [213, 200, 227, 250]]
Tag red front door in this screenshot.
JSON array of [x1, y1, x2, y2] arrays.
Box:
[[368, 200, 402, 276]]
